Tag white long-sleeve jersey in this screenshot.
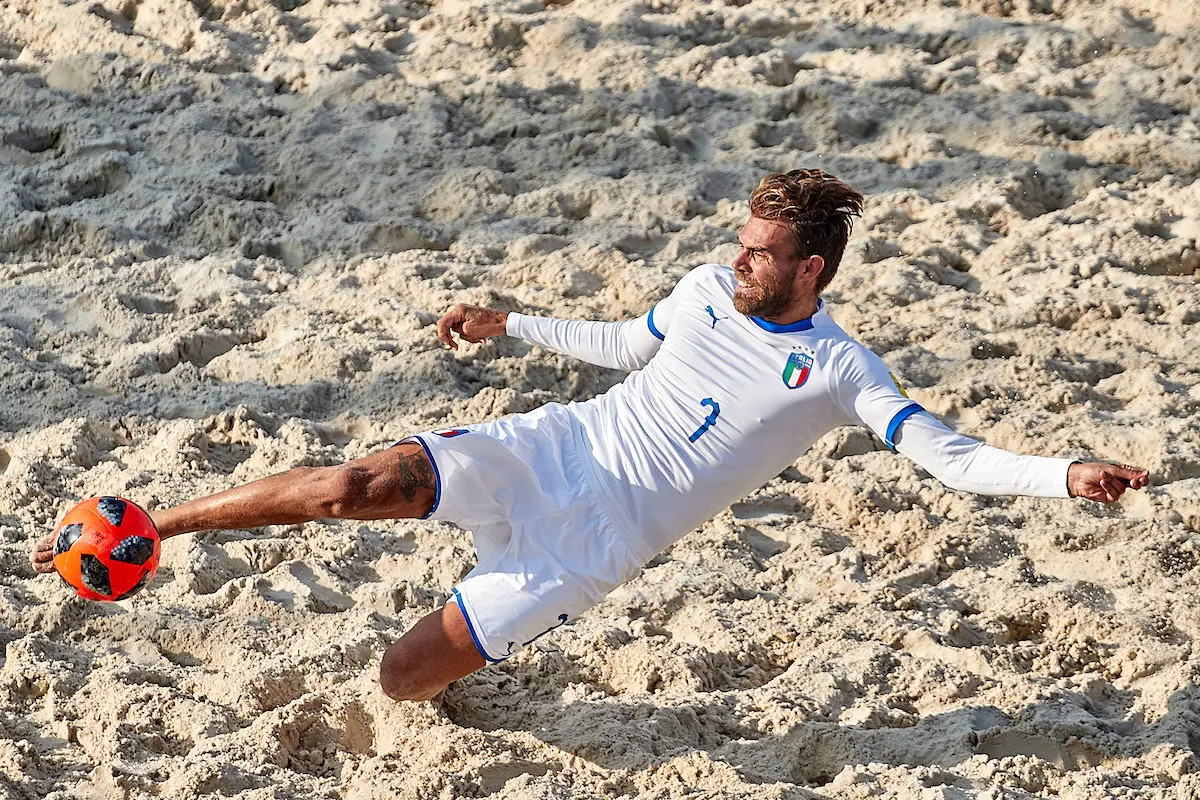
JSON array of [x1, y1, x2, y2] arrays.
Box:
[[507, 264, 1072, 558]]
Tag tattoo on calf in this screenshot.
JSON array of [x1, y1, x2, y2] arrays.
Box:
[[396, 448, 436, 503]]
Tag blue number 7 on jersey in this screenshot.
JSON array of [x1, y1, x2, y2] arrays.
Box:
[[688, 397, 720, 443]]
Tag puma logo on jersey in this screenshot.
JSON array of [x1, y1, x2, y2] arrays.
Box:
[[705, 305, 725, 328]]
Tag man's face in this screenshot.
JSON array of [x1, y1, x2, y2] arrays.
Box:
[[731, 216, 807, 318]]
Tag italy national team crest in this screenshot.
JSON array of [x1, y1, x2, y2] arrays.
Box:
[[782, 352, 813, 389]]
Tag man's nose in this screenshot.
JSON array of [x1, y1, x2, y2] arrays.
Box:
[[732, 249, 750, 270]]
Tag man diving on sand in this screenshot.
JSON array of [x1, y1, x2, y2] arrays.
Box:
[[32, 169, 1150, 702]]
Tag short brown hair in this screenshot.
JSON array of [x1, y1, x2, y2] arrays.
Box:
[[749, 170, 865, 292]]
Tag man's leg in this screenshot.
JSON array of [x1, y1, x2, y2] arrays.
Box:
[[153, 440, 486, 700], [380, 602, 486, 701], [29, 440, 489, 700], [31, 442, 436, 565], [153, 441, 437, 536]]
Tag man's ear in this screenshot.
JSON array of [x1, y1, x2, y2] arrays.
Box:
[[802, 255, 824, 283]]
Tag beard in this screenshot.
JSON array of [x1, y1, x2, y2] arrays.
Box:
[[733, 269, 795, 318]]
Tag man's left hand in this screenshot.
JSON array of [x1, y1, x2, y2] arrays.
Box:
[[1068, 462, 1150, 503]]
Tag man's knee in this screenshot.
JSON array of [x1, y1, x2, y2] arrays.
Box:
[[307, 445, 435, 520], [379, 643, 441, 702], [378, 605, 486, 702], [307, 465, 373, 519]]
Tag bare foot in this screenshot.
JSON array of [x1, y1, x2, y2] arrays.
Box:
[[30, 532, 57, 574]]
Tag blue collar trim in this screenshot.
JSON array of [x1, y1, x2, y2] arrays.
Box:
[[748, 300, 823, 333]]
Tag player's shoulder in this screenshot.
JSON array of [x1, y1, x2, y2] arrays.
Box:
[[817, 318, 886, 374], [827, 338, 900, 394], [689, 262, 734, 281], [674, 263, 734, 295]]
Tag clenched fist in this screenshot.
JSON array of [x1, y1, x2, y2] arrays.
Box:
[[436, 304, 509, 351]]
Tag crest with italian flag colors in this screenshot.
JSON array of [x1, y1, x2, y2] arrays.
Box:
[[782, 352, 813, 389]]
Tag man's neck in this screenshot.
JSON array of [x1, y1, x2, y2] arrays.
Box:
[[760, 295, 820, 325]]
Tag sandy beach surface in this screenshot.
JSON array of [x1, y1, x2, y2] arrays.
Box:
[[1, 0, 1199, 796]]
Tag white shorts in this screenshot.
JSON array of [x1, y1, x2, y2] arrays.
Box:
[[407, 403, 644, 663]]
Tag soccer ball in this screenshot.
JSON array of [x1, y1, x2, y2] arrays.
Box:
[[52, 496, 161, 602]]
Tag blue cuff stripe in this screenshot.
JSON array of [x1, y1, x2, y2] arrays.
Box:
[[647, 305, 665, 340], [884, 402, 924, 451], [409, 435, 442, 519], [452, 588, 505, 664]]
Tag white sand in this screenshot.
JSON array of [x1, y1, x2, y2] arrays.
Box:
[[0, 0, 1198, 796]]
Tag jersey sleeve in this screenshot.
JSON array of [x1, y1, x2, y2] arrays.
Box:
[[892, 411, 1073, 498], [505, 313, 662, 371], [833, 345, 925, 450], [504, 264, 707, 371], [641, 263, 709, 343]]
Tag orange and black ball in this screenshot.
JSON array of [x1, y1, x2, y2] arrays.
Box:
[[52, 497, 160, 602]]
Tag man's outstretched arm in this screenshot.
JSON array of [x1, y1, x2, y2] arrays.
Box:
[[435, 267, 705, 368], [892, 411, 1149, 503], [436, 303, 664, 371]]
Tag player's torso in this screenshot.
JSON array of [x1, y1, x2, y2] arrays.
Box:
[[636, 269, 850, 455], [570, 266, 857, 552]]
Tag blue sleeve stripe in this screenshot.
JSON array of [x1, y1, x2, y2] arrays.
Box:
[[884, 402, 925, 451], [452, 588, 506, 664], [408, 435, 442, 519], [647, 305, 665, 340]]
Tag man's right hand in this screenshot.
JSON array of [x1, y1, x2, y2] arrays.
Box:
[[436, 304, 509, 351], [1067, 461, 1150, 503]]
